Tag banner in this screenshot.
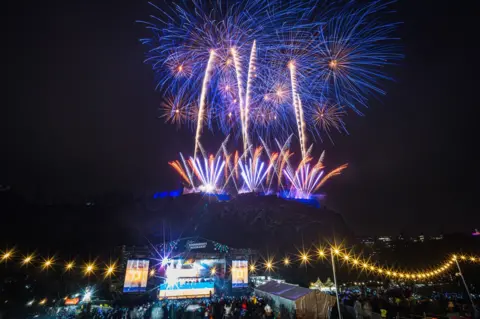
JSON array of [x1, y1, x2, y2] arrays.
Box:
[[123, 259, 150, 293], [232, 260, 248, 288]]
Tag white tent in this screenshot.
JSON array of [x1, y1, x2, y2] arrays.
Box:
[[254, 281, 336, 318]]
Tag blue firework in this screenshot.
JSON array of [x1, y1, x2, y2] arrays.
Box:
[[138, 0, 402, 144]]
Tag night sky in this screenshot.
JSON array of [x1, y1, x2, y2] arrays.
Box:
[[2, 0, 479, 236]]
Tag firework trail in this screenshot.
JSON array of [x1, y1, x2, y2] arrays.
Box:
[[194, 50, 216, 159], [169, 153, 196, 190], [314, 163, 348, 192], [230, 47, 247, 153], [288, 62, 307, 159], [275, 135, 294, 187], [244, 40, 257, 154]]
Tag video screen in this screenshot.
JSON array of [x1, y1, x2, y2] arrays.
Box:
[[159, 259, 224, 299], [232, 260, 248, 288], [123, 259, 150, 293]]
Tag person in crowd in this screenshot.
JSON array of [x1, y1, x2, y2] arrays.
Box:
[[354, 298, 363, 319], [363, 300, 372, 319], [223, 303, 232, 318], [264, 303, 273, 318]]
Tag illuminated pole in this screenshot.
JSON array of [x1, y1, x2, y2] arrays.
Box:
[[331, 250, 342, 319], [194, 49, 216, 160], [454, 258, 475, 308]]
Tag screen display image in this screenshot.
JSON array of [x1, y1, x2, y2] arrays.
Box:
[[159, 259, 224, 299], [231, 260, 248, 288], [123, 259, 150, 293]]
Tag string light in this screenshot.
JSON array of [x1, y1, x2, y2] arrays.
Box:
[[65, 261, 75, 271], [1, 249, 14, 262], [0, 246, 477, 282], [83, 262, 96, 276], [42, 257, 54, 270], [22, 254, 34, 265], [299, 252, 310, 265], [265, 259, 274, 271], [105, 263, 116, 278]]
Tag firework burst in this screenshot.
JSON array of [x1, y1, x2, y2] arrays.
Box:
[[160, 95, 188, 128], [312, 1, 402, 114], [311, 103, 347, 143]]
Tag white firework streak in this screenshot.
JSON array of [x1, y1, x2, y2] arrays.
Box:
[[284, 161, 324, 199], [238, 156, 273, 193], [189, 155, 225, 193], [275, 135, 294, 188], [230, 47, 247, 154], [259, 137, 280, 191], [180, 153, 196, 191], [220, 143, 239, 192], [222, 144, 252, 192], [288, 62, 307, 160], [194, 50, 216, 160], [244, 40, 257, 154]]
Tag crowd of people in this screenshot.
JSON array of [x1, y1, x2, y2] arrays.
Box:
[[24, 287, 480, 319], [329, 288, 480, 319], [36, 295, 281, 319]]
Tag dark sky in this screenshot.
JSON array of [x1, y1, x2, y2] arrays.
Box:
[[2, 0, 479, 236]]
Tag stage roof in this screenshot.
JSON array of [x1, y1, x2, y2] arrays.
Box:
[[255, 281, 312, 301]]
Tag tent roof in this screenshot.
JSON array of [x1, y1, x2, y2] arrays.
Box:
[[255, 281, 313, 301]]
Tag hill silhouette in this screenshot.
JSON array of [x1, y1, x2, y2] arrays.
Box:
[[137, 193, 353, 252]]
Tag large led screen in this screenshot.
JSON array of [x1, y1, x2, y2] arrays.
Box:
[[158, 259, 223, 299], [232, 260, 248, 288], [123, 259, 150, 293]]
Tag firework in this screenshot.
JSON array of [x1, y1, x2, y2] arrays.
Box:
[[288, 61, 307, 159], [244, 40, 257, 153], [160, 95, 188, 128], [169, 135, 346, 199], [143, 1, 400, 201], [230, 47, 247, 151], [311, 103, 347, 143], [189, 155, 225, 193], [284, 152, 348, 199], [194, 50, 216, 159], [311, 1, 402, 114], [238, 147, 274, 193], [140, 0, 400, 145]]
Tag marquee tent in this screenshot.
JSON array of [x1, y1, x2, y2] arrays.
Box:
[[254, 281, 336, 318]]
